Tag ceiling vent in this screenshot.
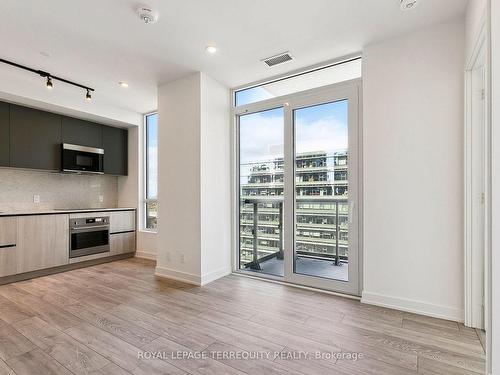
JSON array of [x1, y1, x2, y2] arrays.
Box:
[[262, 52, 293, 67]]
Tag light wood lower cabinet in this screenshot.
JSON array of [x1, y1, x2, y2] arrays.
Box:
[[1, 211, 136, 280], [0, 217, 18, 277], [110, 232, 136, 255], [16, 214, 69, 274], [110, 211, 135, 233], [0, 217, 17, 246]]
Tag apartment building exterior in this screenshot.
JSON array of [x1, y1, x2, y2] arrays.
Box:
[[239, 151, 349, 266]]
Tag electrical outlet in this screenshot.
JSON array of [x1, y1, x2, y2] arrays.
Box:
[[98, 194, 104, 203], [180, 254, 185, 264], [33, 195, 40, 204]]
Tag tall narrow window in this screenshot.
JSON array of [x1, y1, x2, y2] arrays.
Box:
[[145, 113, 158, 230]]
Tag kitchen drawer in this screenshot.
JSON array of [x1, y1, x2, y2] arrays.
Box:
[[0, 217, 17, 246], [110, 232, 136, 255], [110, 211, 135, 233], [0, 246, 17, 277], [0, 216, 18, 277]]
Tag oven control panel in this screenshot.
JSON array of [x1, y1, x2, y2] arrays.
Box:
[[71, 216, 109, 228]]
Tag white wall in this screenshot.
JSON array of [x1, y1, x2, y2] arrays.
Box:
[[155, 72, 231, 285], [490, 0, 500, 372], [362, 19, 466, 321], [157, 73, 202, 280], [200, 73, 232, 283], [136, 231, 158, 260]]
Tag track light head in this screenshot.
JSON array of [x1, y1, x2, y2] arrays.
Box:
[[85, 89, 92, 101], [46, 76, 53, 89]]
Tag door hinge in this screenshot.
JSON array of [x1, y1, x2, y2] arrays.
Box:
[[481, 89, 485, 100], [481, 193, 485, 204]]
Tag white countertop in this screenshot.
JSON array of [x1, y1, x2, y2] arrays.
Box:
[[0, 207, 136, 217]]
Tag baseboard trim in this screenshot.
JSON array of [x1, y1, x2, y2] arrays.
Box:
[[155, 266, 201, 285], [154, 265, 231, 286], [361, 291, 464, 322], [135, 251, 157, 261], [200, 267, 231, 286]]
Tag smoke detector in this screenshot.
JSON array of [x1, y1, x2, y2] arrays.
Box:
[[400, 0, 418, 11], [136, 6, 158, 24]]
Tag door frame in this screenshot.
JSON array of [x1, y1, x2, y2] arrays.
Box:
[[230, 78, 363, 296], [464, 15, 489, 330]]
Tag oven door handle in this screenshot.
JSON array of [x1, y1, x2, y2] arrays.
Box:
[[70, 225, 110, 231]]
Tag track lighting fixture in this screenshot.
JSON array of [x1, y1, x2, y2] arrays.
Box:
[[0, 58, 95, 100]]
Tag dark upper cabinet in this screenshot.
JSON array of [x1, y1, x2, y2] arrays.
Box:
[[9, 105, 62, 171], [61, 117, 102, 149], [102, 126, 128, 176], [1, 101, 128, 175], [0, 102, 9, 166]]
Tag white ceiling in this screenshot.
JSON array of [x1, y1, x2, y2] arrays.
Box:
[[0, 0, 467, 126]]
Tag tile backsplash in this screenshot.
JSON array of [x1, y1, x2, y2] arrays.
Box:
[[0, 168, 118, 212]]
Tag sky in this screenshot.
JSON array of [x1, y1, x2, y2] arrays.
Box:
[[239, 100, 348, 165], [236, 86, 274, 106]]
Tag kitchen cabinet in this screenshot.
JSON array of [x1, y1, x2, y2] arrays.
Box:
[[0, 209, 136, 281], [102, 126, 128, 176], [0, 217, 18, 277], [110, 210, 135, 233], [0, 102, 9, 166], [62, 117, 102, 149], [1, 101, 128, 175], [16, 214, 69, 274], [110, 232, 136, 255], [10, 105, 62, 170]]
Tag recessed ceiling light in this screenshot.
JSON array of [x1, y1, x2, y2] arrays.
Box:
[[206, 45, 217, 54], [400, 0, 418, 11], [119, 81, 129, 88]]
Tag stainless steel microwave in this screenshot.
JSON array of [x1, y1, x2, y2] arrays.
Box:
[[61, 143, 104, 174]]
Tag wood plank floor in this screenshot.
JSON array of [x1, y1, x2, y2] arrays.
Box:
[[0, 258, 485, 375]]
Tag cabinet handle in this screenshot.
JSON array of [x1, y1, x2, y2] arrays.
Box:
[[0, 244, 16, 249], [110, 230, 135, 235]]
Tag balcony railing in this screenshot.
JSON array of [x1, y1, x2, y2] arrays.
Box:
[[241, 196, 348, 270]]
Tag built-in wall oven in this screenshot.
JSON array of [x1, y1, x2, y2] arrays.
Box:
[[69, 216, 110, 258], [62, 143, 104, 174]]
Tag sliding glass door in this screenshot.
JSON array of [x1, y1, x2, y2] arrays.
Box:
[[236, 82, 360, 295]]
